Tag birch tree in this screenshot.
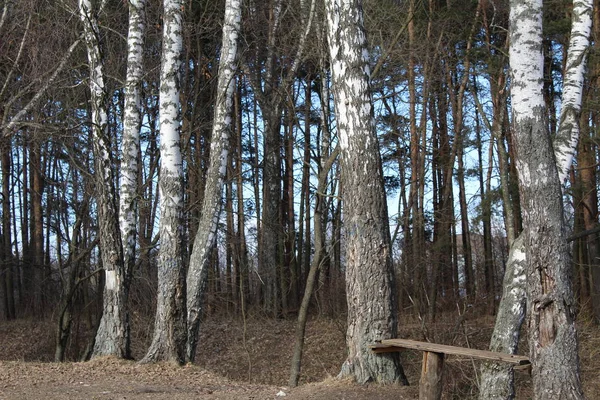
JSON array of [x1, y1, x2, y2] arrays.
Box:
[[490, 0, 586, 397], [79, 0, 129, 359], [120, 0, 145, 308], [142, 0, 186, 364], [186, 0, 241, 363], [324, 0, 407, 385], [480, 0, 592, 397]]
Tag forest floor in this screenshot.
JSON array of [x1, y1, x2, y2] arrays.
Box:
[[1, 309, 600, 399]]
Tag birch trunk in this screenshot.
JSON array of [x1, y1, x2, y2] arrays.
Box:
[[116, 0, 145, 357], [120, 0, 145, 301], [79, 0, 129, 359], [185, 0, 241, 363], [480, 0, 592, 397], [142, 0, 186, 364], [554, 0, 592, 186], [506, 0, 585, 397], [479, 236, 526, 399], [325, 0, 407, 385]]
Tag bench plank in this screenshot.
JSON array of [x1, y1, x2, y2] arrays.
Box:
[[374, 339, 530, 365]]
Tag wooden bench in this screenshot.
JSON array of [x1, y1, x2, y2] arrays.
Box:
[[370, 339, 530, 400]]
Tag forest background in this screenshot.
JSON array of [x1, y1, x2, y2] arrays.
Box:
[[0, 0, 599, 398]]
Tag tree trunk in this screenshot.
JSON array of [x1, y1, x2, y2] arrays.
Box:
[[143, 0, 187, 364], [474, 78, 495, 309], [79, 0, 129, 359], [289, 147, 339, 387], [283, 110, 297, 312], [479, 236, 526, 399], [117, 0, 144, 359], [120, 0, 144, 307], [508, 0, 585, 397], [482, 0, 592, 397], [234, 80, 249, 310], [1, 139, 14, 320], [19, 140, 29, 315], [185, 0, 241, 363], [30, 139, 44, 315], [325, 0, 407, 384]]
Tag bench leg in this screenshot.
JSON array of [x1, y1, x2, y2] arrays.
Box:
[[419, 351, 444, 400]]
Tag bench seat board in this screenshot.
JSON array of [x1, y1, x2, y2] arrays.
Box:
[[373, 339, 530, 365]]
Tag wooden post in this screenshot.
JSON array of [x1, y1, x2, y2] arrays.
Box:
[[419, 351, 444, 400]]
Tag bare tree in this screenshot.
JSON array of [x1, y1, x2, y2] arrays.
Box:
[[79, 0, 129, 359], [120, 0, 145, 310], [142, 0, 186, 364], [324, 0, 407, 385], [186, 0, 242, 363], [506, 0, 585, 397], [480, 0, 592, 397]]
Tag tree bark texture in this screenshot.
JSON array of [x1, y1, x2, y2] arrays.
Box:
[[479, 235, 526, 400], [554, 0, 593, 185], [186, 0, 241, 363], [509, 0, 584, 397], [419, 352, 444, 400], [325, 0, 407, 385], [79, 0, 129, 359], [120, 0, 145, 294], [142, 0, 186, 364], [483, 0, 592, 397]]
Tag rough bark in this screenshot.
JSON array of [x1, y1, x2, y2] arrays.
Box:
[[479, 235, 526, 399], [325, 0, 407, 385], [142, 0, 186, 364], [554, 0, 592, 186], [120, 0, 145, 299], [509, 0, 584, 397], [79, 0, 129, 359], [115, 0, 145, 360], [481, 0, 592, 397], [185, 0, 241, 363]]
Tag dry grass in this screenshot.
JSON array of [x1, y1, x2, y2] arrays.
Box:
[[1, 310, 599, 399]]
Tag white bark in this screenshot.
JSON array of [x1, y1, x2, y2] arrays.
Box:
[[481, 1, 592, 398], [186, 0, 241, 363], [507, 0, 584, 397], [479, 236, 526, 400], [325, 0, 407, 385], [120, 0, 145, 278], [79, 0, 128, 358], [554, 0, 593, 185], [142, 0, 186, 364]]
